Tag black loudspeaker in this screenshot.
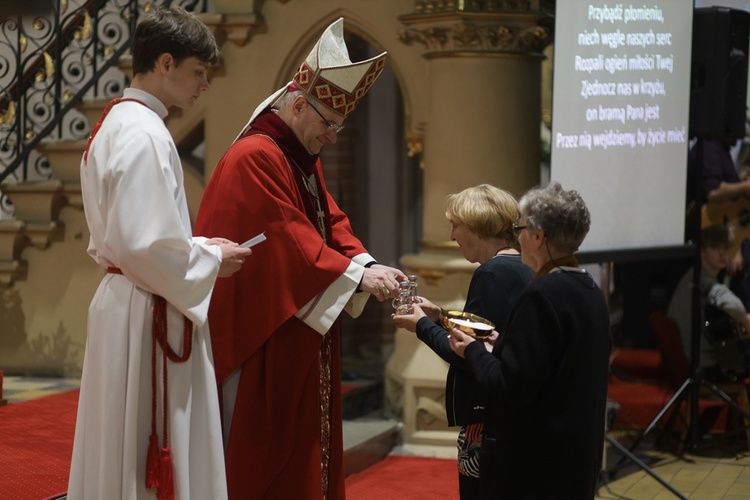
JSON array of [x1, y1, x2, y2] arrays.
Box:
[[690, 7, 750, 141]]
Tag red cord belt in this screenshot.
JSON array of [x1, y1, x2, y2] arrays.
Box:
[[107, 267, 192, 499]]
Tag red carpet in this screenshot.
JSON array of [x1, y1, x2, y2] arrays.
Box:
[[0, 388, 458, 499], [346, 455, 458, 499], [0, 389, 78, 500]]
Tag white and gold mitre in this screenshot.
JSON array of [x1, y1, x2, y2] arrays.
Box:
[[235, 18, 387, 141], [292, 17, 387, 118]]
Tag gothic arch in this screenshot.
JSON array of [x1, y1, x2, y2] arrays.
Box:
[[266, 9, 422, 147]]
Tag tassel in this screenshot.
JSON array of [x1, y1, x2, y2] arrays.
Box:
[[146, 433, 160, 489], [157, 447, 175, 500]]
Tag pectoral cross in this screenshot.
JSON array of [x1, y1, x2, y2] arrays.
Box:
[[291, 161, 328, 243], [306, 174, 327, 242], [316, 208, 327, 242]]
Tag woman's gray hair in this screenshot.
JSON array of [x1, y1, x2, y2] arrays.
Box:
[[518, 181, 591, 253]]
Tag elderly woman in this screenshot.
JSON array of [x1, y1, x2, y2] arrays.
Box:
[[392, 184, 533, 499], [448, 182, 611, 499]]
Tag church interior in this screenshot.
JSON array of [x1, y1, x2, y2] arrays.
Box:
[[1, 0, 750, 498]]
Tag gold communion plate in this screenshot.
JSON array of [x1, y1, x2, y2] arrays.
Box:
[[440, 310, 495, 339]]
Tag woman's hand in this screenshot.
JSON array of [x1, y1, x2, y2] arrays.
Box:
[[482, 330, 499, 352], [414, 297, 441, 323], [448, 327, 476, 358], [391, 304, 427, 333]]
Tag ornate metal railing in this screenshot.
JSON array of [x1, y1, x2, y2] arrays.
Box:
[[0, 0, 208, 217]]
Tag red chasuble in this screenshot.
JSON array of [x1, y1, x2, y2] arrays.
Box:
[[194, 111, 367, 499]]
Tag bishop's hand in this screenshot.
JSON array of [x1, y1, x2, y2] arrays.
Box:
[[361, 264, 407, 301]]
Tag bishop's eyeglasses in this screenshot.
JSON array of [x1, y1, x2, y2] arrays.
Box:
[[306, 99, 345, 133]]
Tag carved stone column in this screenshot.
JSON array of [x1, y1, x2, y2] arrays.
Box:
[[385, 1, 552, 446]]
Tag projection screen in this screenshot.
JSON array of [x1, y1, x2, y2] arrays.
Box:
[[550, 1, 694, 252]]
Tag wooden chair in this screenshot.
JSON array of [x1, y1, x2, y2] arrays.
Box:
[[649, 309, 750, 449]]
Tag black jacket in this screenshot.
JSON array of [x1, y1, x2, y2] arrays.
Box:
[[416, 255, 533, 426], [465, 268, 611, 499]]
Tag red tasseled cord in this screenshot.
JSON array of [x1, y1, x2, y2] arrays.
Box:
[[157, 447, 174, 500], [146, 434, 160, 489], [145, 295, 193, 499]]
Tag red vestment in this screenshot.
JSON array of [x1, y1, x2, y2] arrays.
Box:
[[195, 112, 367, 499]]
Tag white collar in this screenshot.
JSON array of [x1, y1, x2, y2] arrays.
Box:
[[123, 88, 168, 119]]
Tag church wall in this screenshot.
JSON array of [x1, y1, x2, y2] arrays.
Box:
[[1, 206, 97, 376], [1, 0, 546, 387]]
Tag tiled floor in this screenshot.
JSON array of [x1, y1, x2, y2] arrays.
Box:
[[597, 430, 750, 499], [3, 376, 750, 499], [389, 433, 750, 499], [1, 375, 80, 404]]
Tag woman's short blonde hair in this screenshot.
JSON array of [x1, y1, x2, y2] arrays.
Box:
[[444, 184, 518, 242]]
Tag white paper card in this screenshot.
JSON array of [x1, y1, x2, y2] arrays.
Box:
[[240, 232, 266, 248]]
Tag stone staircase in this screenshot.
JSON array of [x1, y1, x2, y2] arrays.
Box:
[[0, 12, 262, 288], [342, 378, 401, 475], [0, 69, 127, 288], [0, 179, 68, 286]]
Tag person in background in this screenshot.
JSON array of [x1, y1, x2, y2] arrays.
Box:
[[68, 7, 251, 499], [392, 184, 533, 499], [692, 136, 750, 309], [448, 181, 611, 499], [668, 224, 750, 382], [194, 17, 406, 499]]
